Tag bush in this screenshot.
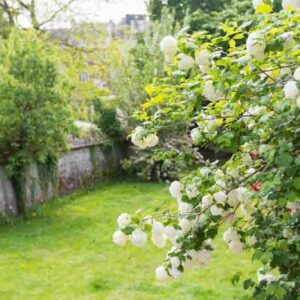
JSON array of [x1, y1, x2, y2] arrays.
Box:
[[113, 3, 300, 298]]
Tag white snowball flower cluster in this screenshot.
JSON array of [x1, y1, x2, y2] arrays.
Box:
[[190, 127, 202, 145], [131, 229, 147, 247], [195, 50, 210, 74], [155, 266, 168, 281], [113, 230, 128, 246], [184, 248, 212, 269], [131, 127, 159, 149], [151, 221, 167, 248], [160, 36, 178, 62], [202, 80, 223, 101], [223, 227, 244, 254], [246, 31, 266, 60], [177, 53, 195, 71], [257, 269, 277, 284], [169, 181, 182, 199], [282, 0, 300, 10], [117, 213, 131, 229], [185, 183, 200, 198]]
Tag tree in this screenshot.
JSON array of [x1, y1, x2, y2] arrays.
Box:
[[0, 30, 74, 214], [113, 1, 300, 298]]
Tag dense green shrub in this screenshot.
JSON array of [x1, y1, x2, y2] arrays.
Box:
[[0, 30, 74, 214]]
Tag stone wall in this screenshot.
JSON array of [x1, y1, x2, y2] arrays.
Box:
[[0, 136, 124, 215]]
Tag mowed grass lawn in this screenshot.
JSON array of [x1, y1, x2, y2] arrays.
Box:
[[0, 182, 258, 300]]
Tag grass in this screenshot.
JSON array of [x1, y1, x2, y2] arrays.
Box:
[[0, 181, 258, 300]]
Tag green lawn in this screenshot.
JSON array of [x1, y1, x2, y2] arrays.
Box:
[[0, 182, 258, 300]]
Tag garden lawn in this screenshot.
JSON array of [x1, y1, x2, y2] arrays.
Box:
[[0, 182, 258, 300]]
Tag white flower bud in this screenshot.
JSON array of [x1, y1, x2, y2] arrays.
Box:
[[178, 53, 194, 71], [294, 67, 300, 81], [229, 240, 244, 254], [160, 36, 177, 57], [227, 189, 240, 207], [152, 221, 165, 236], [223, 228, 241, 244], [195, 50, 210, 66], [185, 183, 200, 198], [282, 0, 300, 10], [284, 80, 299, 99], [117, 213, 131, 229], [200, 167, 210, 177], [203, 80, 223, 101], [226, 168, 239, 179], [210, 205, 223, 216], [214, 191, 227, 204], [169, 181, 182, 199], [170, 256, 181, 268], [131, 229, 147, 247], [179, 218, 192, 233], [113, 230, 128, 246], [201, 194, 213, 209], [178, 201, 193, 215], [164, 225, 177, 240], [216, 180, 226, 189], [246, 31, 266, 60], [155, 266, 168, 281], [151, 233, 167, 248]]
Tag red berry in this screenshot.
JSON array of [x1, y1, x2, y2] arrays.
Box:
[[250, 150, 259, 160], [251, 181, 262, 192]]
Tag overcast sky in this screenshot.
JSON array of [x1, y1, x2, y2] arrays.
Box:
[[28, 0, 147, 28]]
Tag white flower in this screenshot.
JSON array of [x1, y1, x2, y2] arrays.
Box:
[[226, 168, 239, 179], [294, 67, 300, 81], [246, 167, 256, 175], [178, 53, 194, 71], [200, 167, 210, 177], [280, 32, 294, 49], [155, 266, 168, 281], [203, 80, 223, 101], [195, 50, 210, 66], [131, 229, 147, 247], [178, 201, 193, 215], [216, 180, 226, 189], [170, 267, 182, 278], [151, 233, 167, 248], [282, 228, 293, 238], [210, 205, 223, 216], [131, 127, 159, 149], [214, 169, 224, 180], [282, 0, 300, 10], [191, 127, 202, 145], [160, 36, 177, 58], [164, 225, 177, 240], [145, 134, 159, 147], [199, 64, 210, 74], [257, 269, 276, 283], [117, 213, 131, 229], [184, 249, 212, 269], [214, 191, 227, 204], [179, 218, 192, 233], [284, 80, 299, 99], [248, 235, 258, 246], [152, 221, 165, 236], [185, 183, 200, 198], [197, 249, 212, 267], [169, 181, 182, 199], [113, 230, 128, 246], [246, 31, 266, 60], [227, 189, 240, 207], [253, 0, 264, 9], [247, 105, 265, 116], [229, 240, 244, 254], [237, 187, 252, 204], [201, 194, 213, 209], [170, 256, 181, 268], [223, 228, 241, 244]]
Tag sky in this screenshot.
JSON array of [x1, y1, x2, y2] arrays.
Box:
[[17, 0, 147, 29]]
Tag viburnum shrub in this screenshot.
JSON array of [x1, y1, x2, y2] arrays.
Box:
[[113, 1, 300, 298]]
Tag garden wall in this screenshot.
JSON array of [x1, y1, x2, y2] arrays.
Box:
[[0, 134, 124, 215]]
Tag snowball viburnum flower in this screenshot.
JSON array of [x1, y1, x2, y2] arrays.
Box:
[[160, 36, 177, 59], [179, 218, 192, 233], [113, 230, 128, 246], [177, 53, 194, 71], [210, 205, 223, 216], [229, 240, 244, 254], [178, 201, 193, 215], [131, 229, 147, 247], [185, 183, 200, 198], [195, 50, 210, 74], [294, 67, 300, 80], [227, 189, 240, 207], [131, 127, 159, 149], [190, 127, 202, 145], [202, 80, 223, 101], [151, 233, 167, 248], [284, 80, 299, 99], [214, 191, 227, 204], [246, 31, 266, 60], [201, 194, 213, 209], [282, 0, 300, 10], [223, 228, 241, 244], [117, 213, 131, 229], [164, 225, 177, 240], [252, 0, 264, 9], [169, 181, 182, 199], [155, 266, 168, 281]]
